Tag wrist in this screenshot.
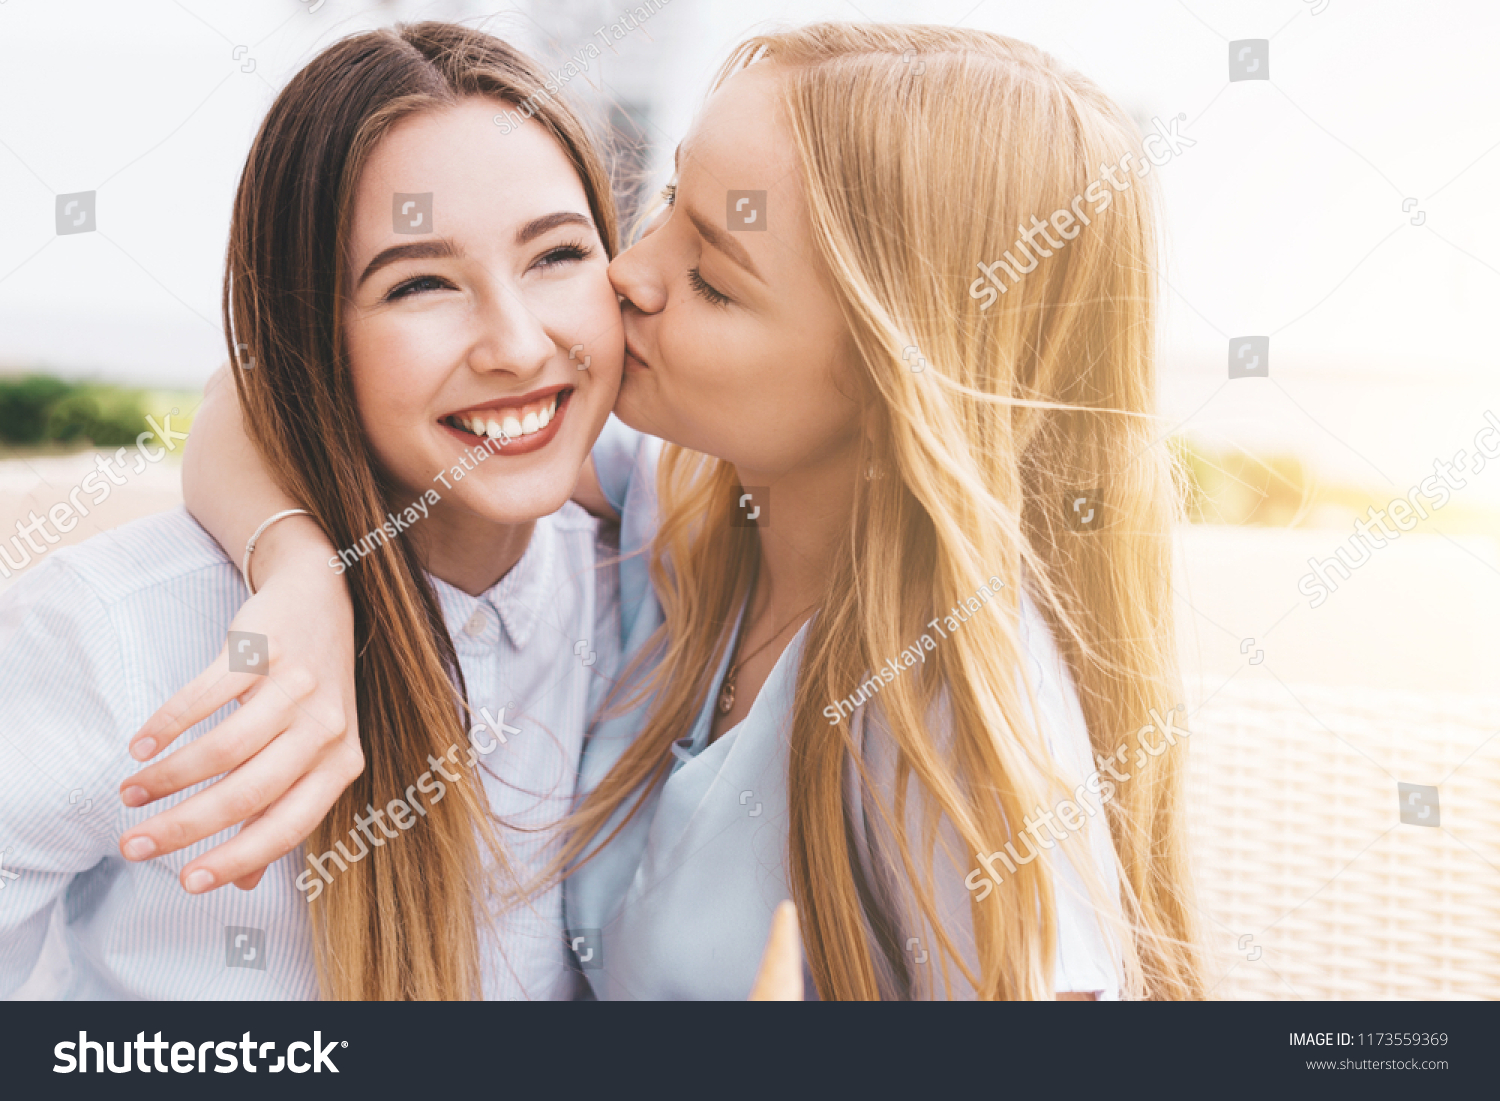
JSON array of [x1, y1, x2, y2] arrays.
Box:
[[248, 513, 341, 592]]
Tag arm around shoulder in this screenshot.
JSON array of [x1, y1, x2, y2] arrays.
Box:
[[183, 364, 337, 588]]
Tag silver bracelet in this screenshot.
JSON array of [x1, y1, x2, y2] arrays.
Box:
[[241, 508, 313, 595]]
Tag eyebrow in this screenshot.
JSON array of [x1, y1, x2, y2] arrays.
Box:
[[515, 210, 595, 245], [686, 206, 762, 282], [357, 238, 459, 288], [671, 142, 763, 283], [356, 212, 595, 288]]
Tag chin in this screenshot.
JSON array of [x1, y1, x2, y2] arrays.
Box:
[[465, 479, 573, 525]]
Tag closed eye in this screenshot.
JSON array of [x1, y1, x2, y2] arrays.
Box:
[[687, 266, 730, 307]]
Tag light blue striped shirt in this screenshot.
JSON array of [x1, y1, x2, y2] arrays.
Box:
[[567, 417, 1123, 999], [0, 503, 620, 1000]]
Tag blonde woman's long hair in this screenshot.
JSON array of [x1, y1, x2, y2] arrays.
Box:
[[565, 22, 1201, 999]]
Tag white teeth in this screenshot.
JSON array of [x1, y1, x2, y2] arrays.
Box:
[[450, 392, 563, 441]]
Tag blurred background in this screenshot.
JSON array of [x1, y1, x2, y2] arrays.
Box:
[[2, 0, 1497, 998]]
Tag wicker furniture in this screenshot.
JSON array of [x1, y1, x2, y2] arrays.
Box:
[[1186, 675, 1500, 999]]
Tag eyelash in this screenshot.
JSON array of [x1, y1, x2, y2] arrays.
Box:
[[687, 266, 730, 307], [383, 240, 593, 302], [534, 239, 593, 270], [657, 183, 729, 307], [384, 275, 451, 302]]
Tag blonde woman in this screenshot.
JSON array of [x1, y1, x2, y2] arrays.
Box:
[[126, 23, 1200, 999]]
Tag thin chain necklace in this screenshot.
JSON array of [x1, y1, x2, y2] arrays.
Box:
[[717, 583, 817, 715]]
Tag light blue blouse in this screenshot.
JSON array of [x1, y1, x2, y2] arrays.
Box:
[[566, 417, 1123, 999], [0, 504, 620, 999]]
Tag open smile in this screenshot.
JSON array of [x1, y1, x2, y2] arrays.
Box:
[[439, 385, 574, 456]]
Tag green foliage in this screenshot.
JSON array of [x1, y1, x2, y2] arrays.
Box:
[[0, 375, 72, 444], [1171, 435, 1499, 536], [1171, 437, 1311, 526], [0, 375, 194, 449]]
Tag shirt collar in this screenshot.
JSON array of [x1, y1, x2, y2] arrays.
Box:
[[427, 514, 556, 652]]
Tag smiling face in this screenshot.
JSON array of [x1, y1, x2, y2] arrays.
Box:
[[343, 97, 622, 527], [607, 65, 861, 484]]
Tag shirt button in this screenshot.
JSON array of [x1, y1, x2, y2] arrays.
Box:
[[463, 609, 488, 637]]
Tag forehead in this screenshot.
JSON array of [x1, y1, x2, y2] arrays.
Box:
[[679, 65, 821, 276], [350, 99, 588, 243], [680, 64, 796, 189]]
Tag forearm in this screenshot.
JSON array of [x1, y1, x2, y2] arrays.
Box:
[[118, 372, 361, 896], [184, 367, 336, 584]]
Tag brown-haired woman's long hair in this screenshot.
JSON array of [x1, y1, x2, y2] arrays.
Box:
[[556, 23, 1201, 1000], [223, 22, 617, 1000]]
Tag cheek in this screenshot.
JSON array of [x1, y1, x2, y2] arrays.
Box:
[[659, 307, 732, 388], [578, 279, 627, 378], [570, 265, 623, 332], [691, 333, 860, 463], [347, 309, 459, 406], [624, 316, 762, 454], [358, 307, 466, 369], [660, 307, 786, 410], [536, 269, 626, 411], [345, 320, 450, 470]]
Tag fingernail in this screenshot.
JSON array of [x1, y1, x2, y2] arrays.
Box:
[[120, 785, 149, 808], [184, 869, 215, 893], [122, 836, 156, 860], [131, 737, 156, 761]]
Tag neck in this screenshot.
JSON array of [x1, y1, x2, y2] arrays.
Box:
[[416, 498, 535, 597], [739, 444, 858, 626]]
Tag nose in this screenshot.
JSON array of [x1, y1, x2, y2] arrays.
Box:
[[608, 237, 667, 316], [467, 281, 555, 379]]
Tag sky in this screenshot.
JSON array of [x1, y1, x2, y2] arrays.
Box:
[[1, 0, 1496, 501]]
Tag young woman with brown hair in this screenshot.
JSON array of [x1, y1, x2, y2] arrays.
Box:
[[0, 21, 629, 1000]]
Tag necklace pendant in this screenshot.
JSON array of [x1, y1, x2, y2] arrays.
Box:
[[717, 671, 736, 714]]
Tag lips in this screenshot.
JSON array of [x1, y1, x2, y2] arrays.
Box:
[[439, 384, 574, 456], [623, 337, 651, 370]]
